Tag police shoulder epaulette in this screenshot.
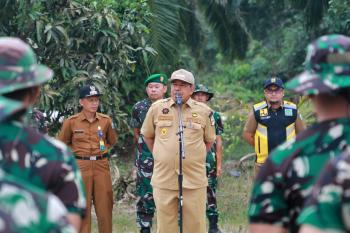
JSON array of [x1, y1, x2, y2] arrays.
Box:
[[194, 101, 213, 113], [253, 101, 267, 111], [67, 114, 79, 120], [283, 101, 297, 109], [152, 98, 170, 106], [97, 113, 111, 119]]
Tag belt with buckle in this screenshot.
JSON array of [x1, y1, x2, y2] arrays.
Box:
[[75, 154, 109, 161]]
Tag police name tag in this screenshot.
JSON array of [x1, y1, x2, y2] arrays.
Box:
[[285, 109, 293, 116]]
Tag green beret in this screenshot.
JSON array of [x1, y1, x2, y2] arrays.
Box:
[[144, 73, 168, 86]]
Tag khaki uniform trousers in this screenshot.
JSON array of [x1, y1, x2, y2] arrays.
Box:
[[153, 187, 206, 233], [77, 159, 113, 233]]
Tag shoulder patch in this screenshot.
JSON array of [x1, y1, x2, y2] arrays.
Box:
[[253, 101, 267, 111]]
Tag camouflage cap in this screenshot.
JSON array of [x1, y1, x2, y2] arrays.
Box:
[[286, 34, 350, 95], [0, 37, 53, 95], [192, 84, 214, 101], [170, 69, 195, 85], [0, 96, 24, 122], [144, 73, 168, 86]]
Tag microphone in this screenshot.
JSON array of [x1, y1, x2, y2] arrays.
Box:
[[175, 92, 182, 105]]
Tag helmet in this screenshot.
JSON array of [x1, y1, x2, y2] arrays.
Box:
[[0, 37, 53, 95], [286, 34, 350, 95], [193, 84, 214, 101]]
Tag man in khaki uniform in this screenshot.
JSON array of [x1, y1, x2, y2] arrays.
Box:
[[58, 85, 117, 233], [141, 69, 216, 233]]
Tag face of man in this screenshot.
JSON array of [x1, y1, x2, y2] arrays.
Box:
[[192, 92, 209, 103], [170, 80, 194, 103], [79, 96, 100, 113], [146, 82, 167, 102], [264, 84, 284, 108]]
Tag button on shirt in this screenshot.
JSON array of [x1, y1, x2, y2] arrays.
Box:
[[58, 112, 117, 156], [141, 97, 216, 190]]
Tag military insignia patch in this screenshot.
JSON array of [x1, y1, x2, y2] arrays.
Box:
[[162, 108, 169, 114], [285, 109, 293, 116], [192, 113, 198, 118], [160, 76, 164, 82], [161, 128, 168, 136], [259, 108, 268, 117]]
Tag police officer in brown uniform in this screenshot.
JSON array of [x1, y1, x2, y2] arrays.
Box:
[[141, 69, 216, 233], [58, 85, 117, 233]]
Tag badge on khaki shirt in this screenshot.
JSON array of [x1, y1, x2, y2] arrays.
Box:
[[161, 128, 168, 136], [158, 115, 173, 121], [162, 108, 169, 114], [74, 129, 84, 134]]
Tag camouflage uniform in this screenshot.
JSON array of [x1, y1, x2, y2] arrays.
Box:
[[0, 37, 86, 219], [297, 151, 350, 232], [130, 98, 155, 228], [249, 34, 350, 233], [0, 169, 76, 233], [206, 111, 224, 218]]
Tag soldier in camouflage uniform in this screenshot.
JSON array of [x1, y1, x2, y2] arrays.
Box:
[[191, 84, 223, 233], [0, 168, 76, 233], [0, 37, 86, 231], [248, 34, 350, 233], [298, 150, 350, 233], [130, 73, 168, 233]]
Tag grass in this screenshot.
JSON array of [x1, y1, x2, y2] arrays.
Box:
[[91, 150, 255, 233]]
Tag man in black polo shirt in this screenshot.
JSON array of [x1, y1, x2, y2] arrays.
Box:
[[243, 77, 305, 175]]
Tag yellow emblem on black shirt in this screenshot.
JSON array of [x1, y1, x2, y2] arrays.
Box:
[[259, 108, 268, 117]]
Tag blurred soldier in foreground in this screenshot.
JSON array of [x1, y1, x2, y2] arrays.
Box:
[[298, 150, 350, 233], [295, 36, 350, 233], [192, 84, 223, 233], [141, 69, 216, 233], [59, 85, 117, 233], [243, 77, 305, 175], [130, 73, 168, 233], [248, 34, 350, 233], [0, 168, 76, 233], [0, 37, 86, 231]]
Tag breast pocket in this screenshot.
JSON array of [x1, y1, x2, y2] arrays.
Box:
[[156, 121, 173, 140], [184, 122, 203, 141], [73, 129, 85, 141]]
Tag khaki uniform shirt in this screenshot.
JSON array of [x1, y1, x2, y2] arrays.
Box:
[[58, 112, 117, 156], [141, 97, 215, 190]]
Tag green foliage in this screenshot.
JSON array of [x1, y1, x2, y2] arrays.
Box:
[[0, 0, 154, 144]]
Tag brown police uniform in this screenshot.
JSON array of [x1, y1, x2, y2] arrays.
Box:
[[141, 97, 216, 233], [58, 111, 117, 233]]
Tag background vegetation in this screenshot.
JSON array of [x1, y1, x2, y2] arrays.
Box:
[[1, 0, 349, 232]]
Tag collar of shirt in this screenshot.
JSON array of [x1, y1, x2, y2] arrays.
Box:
[[77, 111, 101, 122], [169, 97, 195, 108]]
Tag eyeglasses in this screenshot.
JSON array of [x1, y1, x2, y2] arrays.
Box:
[[265, 88, 283, 94]]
